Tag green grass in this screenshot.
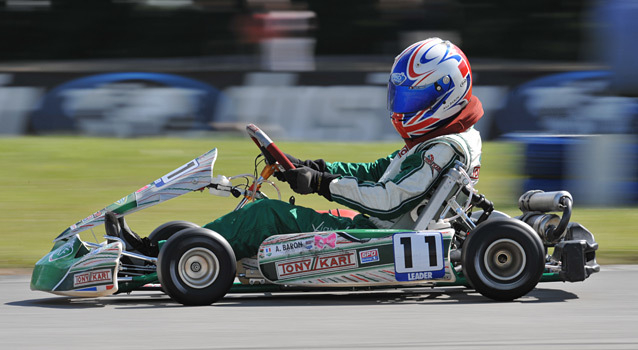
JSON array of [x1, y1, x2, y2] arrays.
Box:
[[0, 136, 636, 267]]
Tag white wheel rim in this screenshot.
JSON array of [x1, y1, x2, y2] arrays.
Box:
[[483, 238, 526, 282], [178, 247, 220, 289]]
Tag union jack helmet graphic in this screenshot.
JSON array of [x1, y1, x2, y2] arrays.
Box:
[[388, 38, 473, 139]]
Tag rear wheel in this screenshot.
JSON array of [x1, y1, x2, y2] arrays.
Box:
[[157, 227, 236, 306], [148, 221, 199, 244], [461, 218, 545, 301], [136, 221, 201, 261]]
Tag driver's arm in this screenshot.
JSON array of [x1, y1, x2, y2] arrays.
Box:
[[328, 143, 461, 220], [284, 153, 395, 182], [325, 153, 394, 182]]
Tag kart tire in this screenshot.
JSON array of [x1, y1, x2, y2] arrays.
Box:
[[157, 227, 236, 306], [461, 218, 544, 301], [148, 221, 200, 244]]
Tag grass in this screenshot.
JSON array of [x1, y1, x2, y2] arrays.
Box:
[[0, 135, 636, 267]]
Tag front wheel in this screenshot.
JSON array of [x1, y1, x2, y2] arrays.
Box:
[[461, 218, 545, 301], [157, 227, 236, 306]]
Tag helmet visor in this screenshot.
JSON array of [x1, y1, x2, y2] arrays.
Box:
[[387, 75, 453, 114]]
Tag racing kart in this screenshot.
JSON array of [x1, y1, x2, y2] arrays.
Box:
[[31, 124, 600, 305]]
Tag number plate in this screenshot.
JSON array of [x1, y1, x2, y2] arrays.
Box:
[[393, 232, 445, 281]]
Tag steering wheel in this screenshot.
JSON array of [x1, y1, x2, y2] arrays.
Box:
[[246, 124, 296, 171]]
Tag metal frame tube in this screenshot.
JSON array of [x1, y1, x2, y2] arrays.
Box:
[[414, 163, 466, 231], [121, 251, 157, 264]]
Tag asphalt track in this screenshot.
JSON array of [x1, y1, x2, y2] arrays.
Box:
[[2, 265, 637, 350]]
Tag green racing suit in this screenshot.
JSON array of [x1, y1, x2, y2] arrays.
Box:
[[204, 127, 482, 260]]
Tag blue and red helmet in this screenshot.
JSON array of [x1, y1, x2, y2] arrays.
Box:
[[388, 38, 473, 139]]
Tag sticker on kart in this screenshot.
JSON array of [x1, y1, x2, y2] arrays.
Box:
[[275, 251, 358, 279], [393, 232, 445, 281]]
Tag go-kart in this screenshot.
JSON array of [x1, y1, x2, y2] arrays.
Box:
[[31, 124, 600, 305]]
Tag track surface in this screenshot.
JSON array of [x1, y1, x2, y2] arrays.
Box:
[[2, 265, 637, 349]]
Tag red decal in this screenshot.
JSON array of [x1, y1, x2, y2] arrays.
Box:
[[278, 259, 313, 277], [276, 252, 357, 279], [350, 274, 369, 282], [136, 184, 150, 193], [397, 145, 410, 158], [424, 154, 442, 172], [407, 42, 428, 79], [458, 59, 469, 78], [471, 166, 480, 179], [73, 269, 113, 287]]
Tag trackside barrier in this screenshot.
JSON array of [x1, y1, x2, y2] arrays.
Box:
[[506, 134, 638, 205]]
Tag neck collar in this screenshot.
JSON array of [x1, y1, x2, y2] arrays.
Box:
[[403, 96, 483, 149]]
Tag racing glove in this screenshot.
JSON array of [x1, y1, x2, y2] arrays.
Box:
[[275, 153, 328, 181], [283, 166, 339, 200], [285, 153, 328, 172]]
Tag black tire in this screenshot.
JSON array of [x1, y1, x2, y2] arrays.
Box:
[[157, 227, 236, 306], [461, 218, 545, 301], [148, 221, 200, 244]]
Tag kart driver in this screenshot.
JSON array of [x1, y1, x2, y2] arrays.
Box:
[[115, 38, 483, 260], [201, 38, 484, 260]]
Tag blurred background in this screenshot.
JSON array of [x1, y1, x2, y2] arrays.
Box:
[[2, 0, 638, 204], [1, 0, 638, 266]]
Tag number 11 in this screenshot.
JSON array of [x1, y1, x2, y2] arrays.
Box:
[[400, 235, 438, 268]]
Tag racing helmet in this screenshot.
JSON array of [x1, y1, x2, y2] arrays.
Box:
[[388, 38, 473, 139]]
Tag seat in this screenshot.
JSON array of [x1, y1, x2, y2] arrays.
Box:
[[104, 212, 156, 256]]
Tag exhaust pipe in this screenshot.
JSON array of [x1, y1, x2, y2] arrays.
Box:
[[519, 190, 573, 244]]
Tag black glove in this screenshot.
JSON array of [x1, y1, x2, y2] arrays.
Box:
[[283, 166, 339, 200], [283, 153, 304, 168], [287, 154, 328, 172], [275, 153, 328, 181]]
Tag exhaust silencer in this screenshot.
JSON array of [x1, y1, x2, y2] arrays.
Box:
[[519, 190, 572, 213]]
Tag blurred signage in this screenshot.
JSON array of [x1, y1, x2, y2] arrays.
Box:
[[494, 71, 638, 137], [216, 84, 393, 141], [9, 68, 634, 141], [0, 74, 42, 135], [30, 72, 220, 136]]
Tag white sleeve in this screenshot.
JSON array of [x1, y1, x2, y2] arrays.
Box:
[[329, 143, 459, 220]]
